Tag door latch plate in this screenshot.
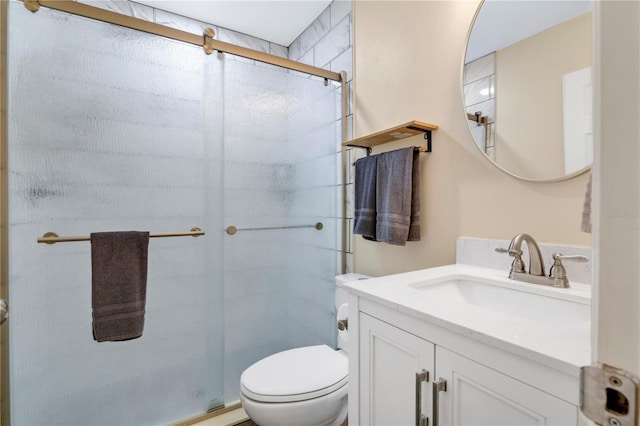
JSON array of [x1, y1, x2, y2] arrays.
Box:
[[581, 364, 639, 426]]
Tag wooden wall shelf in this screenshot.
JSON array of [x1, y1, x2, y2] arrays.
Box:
[[343, 120, 439, 151]]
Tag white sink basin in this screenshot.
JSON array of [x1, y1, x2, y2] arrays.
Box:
[[408, 274, 590, 328], [340, 264, 592, 372]]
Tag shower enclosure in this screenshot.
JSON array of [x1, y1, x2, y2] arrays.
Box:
[[4, 2, 343, 424]]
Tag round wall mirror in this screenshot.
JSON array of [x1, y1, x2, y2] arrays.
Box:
[[463, 0, 593, 182]]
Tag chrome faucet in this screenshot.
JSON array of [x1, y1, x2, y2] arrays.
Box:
[[496, 233, 588, 288]]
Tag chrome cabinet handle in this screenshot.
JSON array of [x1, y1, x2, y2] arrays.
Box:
[[432, 377, 447, 426], [415, 369, 429, 426], [0, 299, 8, 325]]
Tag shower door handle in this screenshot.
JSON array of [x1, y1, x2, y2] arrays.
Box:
[[0, 299, 8, 325]]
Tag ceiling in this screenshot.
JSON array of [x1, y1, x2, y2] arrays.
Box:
[[466, 0, 592, 62], [134, 1, 592, 60], [133, 0, 331, 47]]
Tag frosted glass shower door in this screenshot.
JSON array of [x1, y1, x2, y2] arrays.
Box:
[[222, 57, 341, 400], [7, 4, 224, 425]]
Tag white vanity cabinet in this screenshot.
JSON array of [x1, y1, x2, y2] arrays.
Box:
[[436, 346, 576, 425], [359, 313, 435, 425], [352, 298, 580, 426]]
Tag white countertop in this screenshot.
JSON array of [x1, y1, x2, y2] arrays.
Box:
[[340, 264, 591, 376]]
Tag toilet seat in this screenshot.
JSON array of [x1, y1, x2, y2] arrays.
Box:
[[240, 345, 348, 403]]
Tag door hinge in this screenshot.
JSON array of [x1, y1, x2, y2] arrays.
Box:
[[581, 364, 639, 426]]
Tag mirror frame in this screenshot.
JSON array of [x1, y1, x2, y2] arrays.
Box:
[[461, 0, 592, 183]]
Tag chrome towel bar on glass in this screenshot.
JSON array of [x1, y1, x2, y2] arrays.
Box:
[[37, 227, 205, 244], [226, 223, 323, 235]]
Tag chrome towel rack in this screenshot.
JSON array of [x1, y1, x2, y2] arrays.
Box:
[[37, 227, 205, 244], [226, 223, 323, 235]]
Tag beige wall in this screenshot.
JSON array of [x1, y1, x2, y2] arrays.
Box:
[[496, 13, 592, 180], [352, 1, 591, 277]]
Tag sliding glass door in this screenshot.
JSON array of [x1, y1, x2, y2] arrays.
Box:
[[221, 57, 340, 400], [7, 4, 224, 424], [5, 1, 341, 423]]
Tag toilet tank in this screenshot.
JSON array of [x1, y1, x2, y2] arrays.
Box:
[[335, 273, 371, 307]]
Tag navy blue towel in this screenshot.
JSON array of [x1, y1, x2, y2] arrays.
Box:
[[353, 155, 378, 241]]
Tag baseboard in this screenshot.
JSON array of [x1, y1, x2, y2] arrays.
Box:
[[172, 401, 249, 426]]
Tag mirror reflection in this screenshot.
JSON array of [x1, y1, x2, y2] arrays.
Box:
[[464, 1, 593, 181]]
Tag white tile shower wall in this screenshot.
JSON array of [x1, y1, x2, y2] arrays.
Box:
[[464, 53, 496, 156], [456, 237, 592, 285], [78, 0, 155, 22], [298, 7, 331, 55], [464, 53, 495, 85], [288, 1, 354, 273]]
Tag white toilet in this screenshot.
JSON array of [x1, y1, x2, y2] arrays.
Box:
[[239, 273, 370, 426]]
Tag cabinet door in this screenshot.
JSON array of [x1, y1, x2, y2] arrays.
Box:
[[359, 313, 435, 426], [435, 347, 577, 426]]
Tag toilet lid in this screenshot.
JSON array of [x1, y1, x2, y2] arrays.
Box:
[[240, 345, 348, 403]]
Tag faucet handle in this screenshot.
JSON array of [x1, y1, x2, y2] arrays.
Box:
[[552, 253, 589, 263], [495, 247, 522, 257], [549, 253, 589, 285]]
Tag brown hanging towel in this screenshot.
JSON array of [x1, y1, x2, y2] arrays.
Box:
[[91, 231, 150, 342]]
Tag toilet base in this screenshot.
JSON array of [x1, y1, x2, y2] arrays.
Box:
[[240, 383, 347, 426]]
